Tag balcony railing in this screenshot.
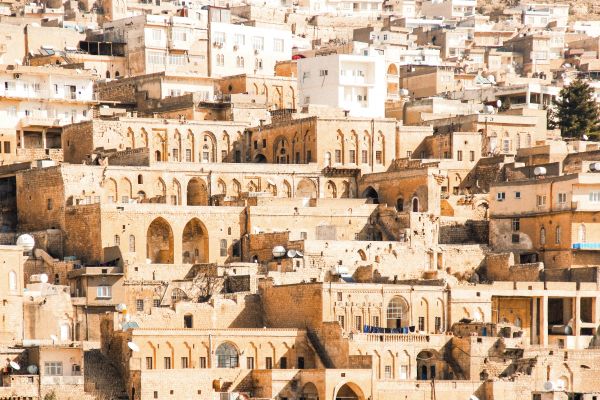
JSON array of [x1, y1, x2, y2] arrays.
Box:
[[350, 332, 431, 343]]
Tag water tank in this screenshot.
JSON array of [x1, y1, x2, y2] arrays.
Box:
[[533, 167, 547, 176], [16, 234, 35, 252]]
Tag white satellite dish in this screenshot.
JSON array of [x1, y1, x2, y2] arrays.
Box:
[[16, 234, 35, 252], [127, 342, 140, 352], [487, 75, 495, 84], [287, 249, 297, 258], [40, 274, 48, 283], [543, 381, 555, 391], [496, 99, 502, 108], [534, 167, 547, 176], [27, 365, 38, 374], [296, 251, 303, 257], [469, 396, 479, 400], [9, 361, 20, 370], [583, 134, 589, 140], [115, 304, 127, 312]]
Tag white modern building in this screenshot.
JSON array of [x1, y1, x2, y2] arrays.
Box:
[[209, 22, 292, 77], [297, 52, 386, 117], [421, 0, 476, 19], [0, 65, 95, 163], [104, 14, 209, 77], [520, 2, 569, 28]]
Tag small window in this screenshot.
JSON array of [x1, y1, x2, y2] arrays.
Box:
[[199, 357, 207, 368], [181, 357, 189, 368], [97, 286, 111, 299], [418, 316, 425, 331], [265, 357, 273, 369], [47, 198, 53, 210], [496, 192, 506, 201], [355, 315, 362, 330], [246, 357, 254, 369], [385, 365, 392, 379], [129, 235, 136, 252], [220, 239, 227, 257], [469, 150, 475, 161], [512, 233, 520, 243], [337, 292, 343, 301], [136, 299, 144, 312], [153, 299, 161, 307], [457, 150, 463, 161], [512, 218, 520, 231], [558, 193, 567, 204], [164, 357, 172, 369], [146, 357, 153, 369], [184, 314, 193, 328], [515, 192, 521, 199], [536, 195, 547, 207], [3, 141, 10, 154], [280, 357, 287, 369], [114, 235, 120, 246]]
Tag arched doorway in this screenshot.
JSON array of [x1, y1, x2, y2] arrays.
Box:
[[216, 342, 239, 368], [412, 197, 419, 212], [146, 217, 174, 264], [416, 350, 441, 380], [396, 197, 404, 211], [297, 178, 317, 198], [300, 382, 319, 400], [362, 186, 379, 204], [386, 296, 409, 329], [182, 218, 208, 264], [187, 178, 208, 206], [253, 153, 267, 163], [334, 382, 365, 400]]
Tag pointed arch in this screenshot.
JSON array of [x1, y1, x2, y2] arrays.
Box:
[[325, 180, 337, 198], [103, 178, 118, 203], [171, 178, 181, 205], [282, 180, 291, 198], [216, 178, 227, 196], [232, 179, 241, 197], [182, 218, 208, 264], [146, 217, 174, 264], [119, 177, 132, 203], [187, 178, 209, 206], [221, 131, 230, 162]]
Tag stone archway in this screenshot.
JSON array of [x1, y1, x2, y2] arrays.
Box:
[[297, 178, 317, 198], [362, 186, 379, 204], [300, 382, 319, 400], [334, 382, 365, 400], [187, 178, 208, 206], [182, 218, 208, 264], [146, 217, 174, 264]]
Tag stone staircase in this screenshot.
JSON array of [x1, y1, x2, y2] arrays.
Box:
[[84, 349, 128, 400]]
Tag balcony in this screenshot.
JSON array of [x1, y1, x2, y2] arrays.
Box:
[[572, 243, 600, 250], [350, 332, 431, 343], [21, 115, 62, 127]]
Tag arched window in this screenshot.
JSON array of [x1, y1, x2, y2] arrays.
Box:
[[8, 270, 17, 291], [555, 226, 561, 245], [412, 197, 419, 212], [540, 227, 546, 245], [106, 71, 111, 79], [387, 296, 409, 329], [138, 174, 143, 184], [579, 224, 586, 243], [171, 288, 187, 303], [129, 235, 136, 252], [216, 343, 238, 368], [396, 197, 404, 212]]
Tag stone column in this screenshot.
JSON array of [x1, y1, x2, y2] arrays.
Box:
[[540, 296, 548, 347]]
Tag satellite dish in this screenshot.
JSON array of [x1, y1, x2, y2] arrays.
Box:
[[296, 251, 303, 257], [487, 75, 496, 84], [50, 334, 58, 342], [543, 381, 555, 391], [16, 234, 35, 252], [115, 304, 127, 312], [27, 365, 38, 374], [9, 361, 20, 370], [583, 134, 589, 140], [272, 246, 286, 258], [287, 249, 297, 258], [40, 274, 48, 283], [127, 342, 140, 352], [534, 167, 547, 176], [469, 396, 479, 400], [496, 99, 502, 108]]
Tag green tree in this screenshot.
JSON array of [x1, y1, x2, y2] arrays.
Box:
[[553, 79, 600, 139]]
